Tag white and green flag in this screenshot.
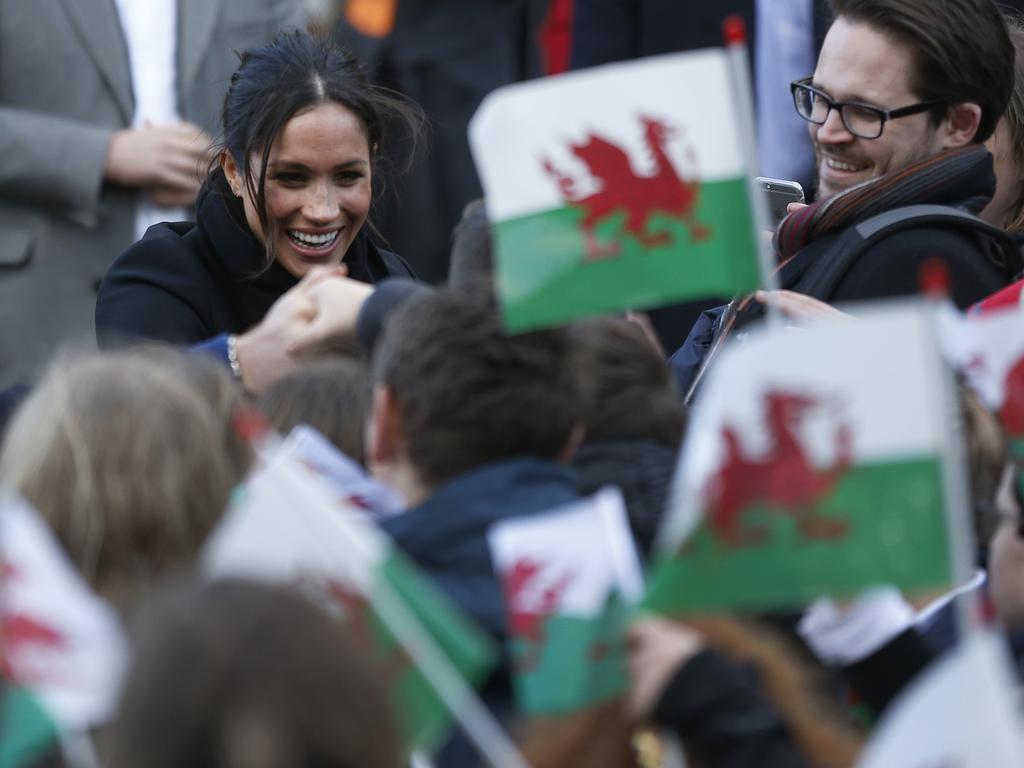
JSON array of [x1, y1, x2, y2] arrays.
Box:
[[201, 444, 501, 758], [469, 50, 761, 332], [487, 487, 644, 714], [939, 302, 1024, 448], [646, 302, 965, 614], [1, 496, 129, 766]]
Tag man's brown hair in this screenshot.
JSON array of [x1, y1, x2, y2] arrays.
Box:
[[830, 0, 1014, 143], [571, 316, 685, 448], [372, 288, 587, 488]]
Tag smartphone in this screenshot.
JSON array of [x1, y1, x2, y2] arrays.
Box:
[[755, 176, 805, 226]]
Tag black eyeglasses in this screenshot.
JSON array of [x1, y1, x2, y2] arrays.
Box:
[[790, 77, 944, 140]]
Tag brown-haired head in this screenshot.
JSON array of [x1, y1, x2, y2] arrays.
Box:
[[259, 355, 371, 465], [109, 579, 403, 768], [369, 288, 588, 493], [829, 0, 1013, 143], [0, 350, 243, 602]]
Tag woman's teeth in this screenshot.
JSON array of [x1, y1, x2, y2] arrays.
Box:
[[288, 230, 339, 248]]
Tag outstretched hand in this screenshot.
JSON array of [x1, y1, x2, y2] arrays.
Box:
[[754, 290, 853, 326], [627, 616, 705, 720], [232, 266, 376, 393], [285, 271, 375, 356]]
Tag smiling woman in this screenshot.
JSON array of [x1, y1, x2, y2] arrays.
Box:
[[95, 31, 422, 353]]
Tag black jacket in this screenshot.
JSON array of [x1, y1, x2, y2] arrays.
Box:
[[654, 649, 812, 768], [95, 169, 414, 348], [573, 440, 678, 558]]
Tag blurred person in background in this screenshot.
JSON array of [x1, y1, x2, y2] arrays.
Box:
[[0, 350, 245, 608], [0, 0, 310, 389], [979, 14, 1024, 235], [369, 287, 587, 762], [96, 31, 421, 391], [333, 0, 548, 284], [109, 579, 404, 768], [570, 316, 685, 558], [625, 615, 861, 768], [259, 355, 371, 464]]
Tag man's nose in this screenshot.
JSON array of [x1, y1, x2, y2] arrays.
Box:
[[815, 108, 854, 144]]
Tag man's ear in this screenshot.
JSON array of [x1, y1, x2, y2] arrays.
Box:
[[220, 150, 244, 197], [366, 385, 405, 468], [941, 102, 983, 148]]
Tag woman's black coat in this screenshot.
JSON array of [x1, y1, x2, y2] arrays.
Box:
[[95, 169, 414, 348]]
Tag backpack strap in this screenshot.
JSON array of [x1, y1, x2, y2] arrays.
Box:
[[789, 204, 1023, 300]]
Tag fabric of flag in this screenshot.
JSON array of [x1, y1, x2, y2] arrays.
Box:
[[857, 632, 1024, 767], [279, 425, 403, 521], [201, 448, 496, 754], [939, 302, 1024, 450], [469, 50, 761, 332], [0, 686, 60, 768], [0, 496, 128, 733], [646, 303, 961, 614], [487, 487, 644, 714]]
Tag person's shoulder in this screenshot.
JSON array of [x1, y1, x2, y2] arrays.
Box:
[[114, 220, 195, 266], [377, 247, 418, 280], [106, 221, 209, 284]]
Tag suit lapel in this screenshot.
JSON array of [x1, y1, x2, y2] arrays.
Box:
[[58, 0, 134, 123], [178, 0, 222, 109]]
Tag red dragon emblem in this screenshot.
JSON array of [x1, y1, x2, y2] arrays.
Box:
[[501, 559, 574, 674], [0, 563, 70, 686], [703, 390, 853, 547], [999, 354, 1024, 438], [542, 115, 709, 260]]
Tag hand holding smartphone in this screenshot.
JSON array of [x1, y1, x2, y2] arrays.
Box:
[[754, 176, 805, 227]]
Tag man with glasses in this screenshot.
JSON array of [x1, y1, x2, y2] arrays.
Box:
[[796, 0, 1011, 201], [670, 0, 1021, 396]]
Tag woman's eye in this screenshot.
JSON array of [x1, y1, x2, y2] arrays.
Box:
[[335, 171, 364, 185], [273, 172, 306, 185]]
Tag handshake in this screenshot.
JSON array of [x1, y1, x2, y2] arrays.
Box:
[[232, 266, 376, 393]]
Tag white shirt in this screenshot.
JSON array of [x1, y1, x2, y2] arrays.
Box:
[[113, 0, 188, 240]]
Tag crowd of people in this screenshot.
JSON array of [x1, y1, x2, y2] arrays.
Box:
[[6, 0, 1024, 766]]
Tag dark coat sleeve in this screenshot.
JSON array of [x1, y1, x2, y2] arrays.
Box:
[[668, 305, 727, 398], [355, 278, 433, 352], [653, 649, 812, 768], [95, 232, 214, 348]]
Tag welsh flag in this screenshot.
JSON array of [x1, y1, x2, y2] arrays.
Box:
[[857, 632, 1024, 767], [646, 303, 963, 614], [469, 50, 761, 332], [1, 496, 129, 766], [201, 445, 499, 757], [487, 488, 644, 715], [279, 424, 403, 521], [939, 302, 1024, 453]]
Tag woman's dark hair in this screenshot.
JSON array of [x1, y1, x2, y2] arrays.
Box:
[[216, 30, 425, 266]]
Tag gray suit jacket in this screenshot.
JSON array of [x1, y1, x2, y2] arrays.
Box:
[[0, 0, 307, 386]]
